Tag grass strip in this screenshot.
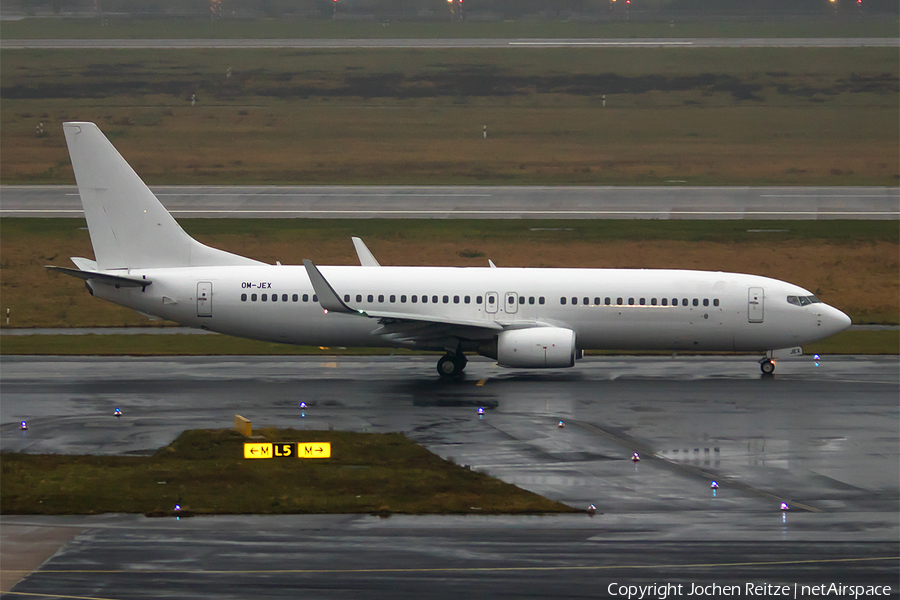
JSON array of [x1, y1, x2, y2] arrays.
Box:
[[3, 47, 897, 186], [3, 219, 897, 329], [1, 428, 577, 517], [0, 330, 895, 356]]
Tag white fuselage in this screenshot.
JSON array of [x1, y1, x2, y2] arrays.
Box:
[[91, 265, 851, 353]]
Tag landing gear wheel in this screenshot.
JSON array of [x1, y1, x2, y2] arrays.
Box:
[[760, 359, 776, 375], [437, 354, 466, 378]]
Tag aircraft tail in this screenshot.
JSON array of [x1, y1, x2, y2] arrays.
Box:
[[62, 122, 262, 270]]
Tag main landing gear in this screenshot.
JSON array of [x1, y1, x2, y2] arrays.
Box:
[[760, 358, 776, 375], [437, 353, 467, 378]]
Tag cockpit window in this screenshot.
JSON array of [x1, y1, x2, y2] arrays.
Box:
[[787, 295, 821, 306]]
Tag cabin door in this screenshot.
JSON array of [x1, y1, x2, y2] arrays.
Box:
[[504, 292, 519, 314], [197, 282, 213, 317], [485, 292, 499, 314], [748, 287, 764, 323]]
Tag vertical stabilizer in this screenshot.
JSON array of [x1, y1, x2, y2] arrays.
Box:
[[63, 122, 262, 270]]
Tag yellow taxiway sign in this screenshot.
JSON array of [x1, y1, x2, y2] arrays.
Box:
[[243, 442, 331, 459], [299, 442, 331, 459], [243, 443, 272, 459]]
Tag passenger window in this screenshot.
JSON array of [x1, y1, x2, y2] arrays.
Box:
[[628, 298, 635, 306], [302, 294, 309, 302], [572, 297, 578, 305], [605, 298, 611, 305], [401, 295, 407, 303], [422, 295, 428, 304], [519, 296, 525, 304], [583, 297, 589, 305], [713, 299, 719, 306], [355, 294, 362, 303], [672, 298, 678, 306], [368, 294, 374, 303], [390, 295, 396, 303], [378, 295, 384, 303], [508, 296, 515, 305], [292, 294, 298, 302], [476, 296, 483, 304], [432, 296, 438, 303], [443, 295, 450, 304], [651, 298, 657, 306], [682, 299, 689, 306], [312, 295, 318, 302], [272, 294, 278, 302], [639, 298, 645, 305], [261, 294, 267, 301], [488, 296, 495, 304], [617, 298, 623, 305], [453, 296, 460, 304], [661, 298, 667, 306], [703, 299, 709, 307], [693, 299, 699, 306], [561, 297, 567, 305], [251, 293, 257, 301], [539, 297, 545, 305], [529, 297, 535, 305], [241, 293, 247, 301], [464, 296, 471, 304], [594, 297, 600, 305], [412, 295, 418, 303]]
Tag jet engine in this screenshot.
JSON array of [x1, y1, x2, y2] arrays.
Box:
[[495, 327, 577, 368]]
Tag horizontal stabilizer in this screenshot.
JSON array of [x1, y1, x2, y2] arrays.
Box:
[[47, 265, 151, 288]]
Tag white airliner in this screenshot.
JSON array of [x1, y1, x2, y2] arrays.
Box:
[[49, 122, 851, 377]]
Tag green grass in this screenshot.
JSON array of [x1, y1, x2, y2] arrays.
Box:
[[2, 47, 897, 186], [1, 18, 896, 40], [1, 428, 576, 516]]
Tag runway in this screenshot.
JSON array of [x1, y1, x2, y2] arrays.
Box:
[[3, 37, 898, 50], [2, 185, 898, 219], [2, 355, 897, 597]]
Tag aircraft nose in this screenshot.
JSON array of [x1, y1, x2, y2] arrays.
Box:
[[822, 305, 852, 335]]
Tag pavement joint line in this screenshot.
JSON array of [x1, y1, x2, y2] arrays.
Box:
[[1, 592, 119, 600], [571, 420, 822, 513], [6, 555, 897, 576]]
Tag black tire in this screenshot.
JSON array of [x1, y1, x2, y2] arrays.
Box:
[[437, 355, 458, 378], [760, 360, 775, 375]]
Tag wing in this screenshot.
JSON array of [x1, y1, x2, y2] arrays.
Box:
[[302, 259, 503, 349]]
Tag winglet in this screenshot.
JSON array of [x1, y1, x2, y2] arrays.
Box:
[[488, 259, 497, 269], [352, 237, 381, 267], [302, 260, 362, 315]]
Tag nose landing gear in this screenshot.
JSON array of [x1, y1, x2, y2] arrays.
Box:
[[437, 353, 467, 378], [760, 358, 776, 375]]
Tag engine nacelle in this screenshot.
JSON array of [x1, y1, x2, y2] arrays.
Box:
[[497, 327, 576, 368]]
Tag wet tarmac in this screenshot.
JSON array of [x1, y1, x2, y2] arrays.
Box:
[[2, 356, 898, 598]]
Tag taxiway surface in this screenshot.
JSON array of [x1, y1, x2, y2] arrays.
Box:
[[3, 37, 898, 50], [1, 356, 897, 598], [2, 185, 898, 219]]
